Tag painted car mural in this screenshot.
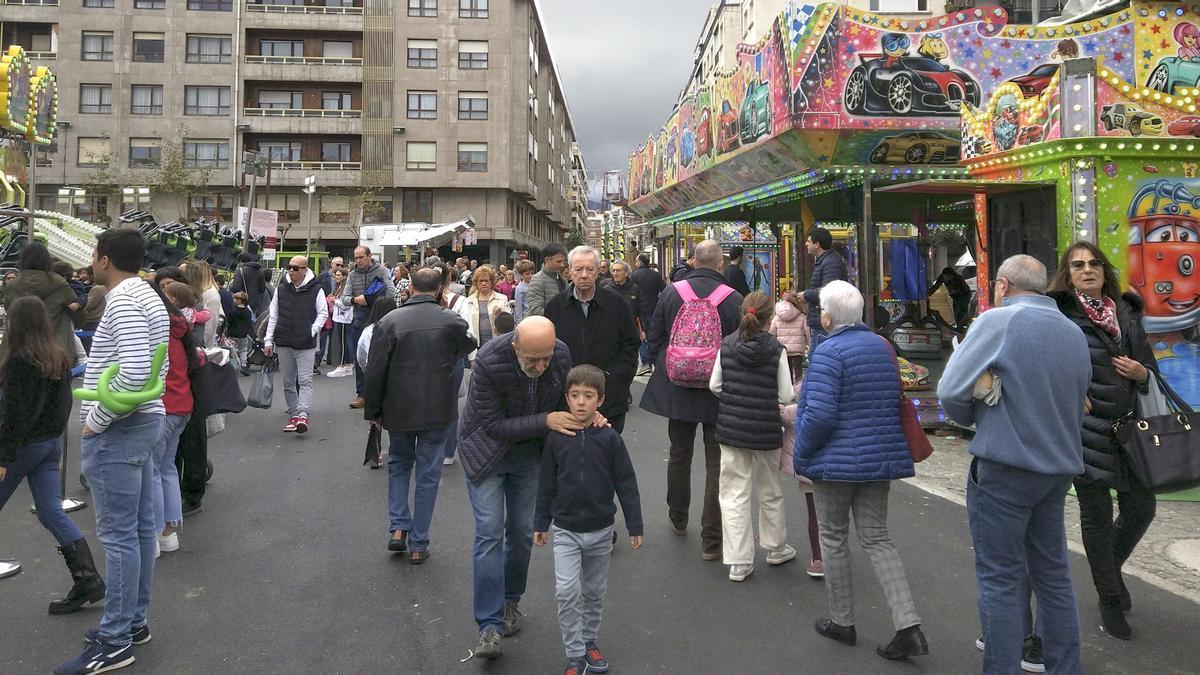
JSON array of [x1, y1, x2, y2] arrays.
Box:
[[696, 107, 714, 157], [1101, 103, 1165, 136], [1007, 64, 1060, 98], [740, 80, 773, 144], [1128, 179, 1200, 336], [844, 53, 981, 116], [718, 100, 741, 154], [869, 131, 961, 164], [1168, 115, 1200, 136]]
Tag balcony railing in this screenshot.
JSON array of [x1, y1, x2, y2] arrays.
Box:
[[246, 2, 362, 14], [4, 0, 59, 5], [25, 51, 56, 60], [245, 55, 362, 66], [243, 107, 361, 118], [269, 160, 360, 171]]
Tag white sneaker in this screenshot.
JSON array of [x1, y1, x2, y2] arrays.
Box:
[[158, 532, 179, 553], [154, 540, 161, 559], [766, 544, 797, 565], [327, 365, 347, 378], [443, 455, 456, 466], [728, 564, 754, 582]]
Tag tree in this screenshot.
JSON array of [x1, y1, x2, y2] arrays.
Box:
[[79, 125, 214, 223], [564, 227, 587, 249]]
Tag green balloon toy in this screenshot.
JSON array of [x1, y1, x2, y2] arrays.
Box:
[[74, 343, 169, 414]]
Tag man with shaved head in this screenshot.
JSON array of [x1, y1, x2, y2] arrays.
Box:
[[264, 255, 328, 434], [458, 315, 598, 661], [641, 239, 743, 561]]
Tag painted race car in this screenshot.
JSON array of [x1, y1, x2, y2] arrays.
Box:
[[844, 54, 981, 116], [718, 100, 740, 154], [1100, 104, 1164, 136], [869, 132, 961, 164], [695, 107, 713, 157], [1007, 64, 1059, 98], [1167, 115, 1200, 137], [739, 80, 772, 144], [896, 357, 932, 391], [1127, 180, 1200, 336], [1017, 125, 1044, 145], [679, 124, 696, 167], [1146, 57, 1200, 94]]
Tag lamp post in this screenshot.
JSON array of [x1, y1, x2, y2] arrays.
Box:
[[303, 174, 316, 256], [241, 150, 268, 242]]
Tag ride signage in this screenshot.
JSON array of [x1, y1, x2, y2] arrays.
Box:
[[0, 46, 57, 145]]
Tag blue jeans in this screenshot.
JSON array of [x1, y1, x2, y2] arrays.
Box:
[[349, 323, 365, 395], [81, 413, 165, 645], [151, 414, 190, 533], [442, 357, 466, 460], [639, 340, 652, 367], [317, 329, 330, 364], [0, 436, 84, 547], [387, 426, 449, 552], [466, 452, 540, 633], [967, 458, 1081, 675]]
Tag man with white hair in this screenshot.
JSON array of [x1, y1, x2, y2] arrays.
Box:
[[640, 239, 743, 561], [545, 246, 640, 432], [939, 254, 1091, 675]]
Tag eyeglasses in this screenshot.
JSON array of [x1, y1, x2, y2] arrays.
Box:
[[1069, 259, 1104, 271], [288, 265, 307, 272]]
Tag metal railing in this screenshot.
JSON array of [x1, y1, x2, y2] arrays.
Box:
[[242, 107, 361, 118], [25, 51, 56, 60], [246, 2, 363, 15], [244, 55, 362, 66], [4, 0, 59, 5], [269, 160, 361, 171]]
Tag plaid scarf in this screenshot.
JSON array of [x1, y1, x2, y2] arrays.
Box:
[[1076, 291, 1120, 339]]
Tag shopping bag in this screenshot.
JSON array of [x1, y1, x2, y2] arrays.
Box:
[[247, 361, 276, 409], [193, 360, 247, 417], [1116, 374, 1199, 494], [364, 425, 382, 466], [206, 414, 226, 438]]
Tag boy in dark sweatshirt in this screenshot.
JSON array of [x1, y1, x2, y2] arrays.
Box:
[[534, 364, 643, 675]]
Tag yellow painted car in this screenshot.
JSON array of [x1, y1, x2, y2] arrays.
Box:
[[869, 132, 962, 164], [897, 357, 932, 391], [1099, 104, 1164, 136]]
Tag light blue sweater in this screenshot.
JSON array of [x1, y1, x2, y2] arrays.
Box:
[[938, 295, 1091, 476]]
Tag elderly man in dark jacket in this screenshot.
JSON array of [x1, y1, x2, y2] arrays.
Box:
[[640, 239, 743, 561], [802, 227, 848, 347], [630, 253, 666, 375], [459, 316, 603, 662], [342, 246, 396, 409], [364, 267, 476, 564], [547, 246, 640, 433]]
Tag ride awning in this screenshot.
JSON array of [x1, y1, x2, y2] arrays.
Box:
[[359, 217, 475, 249], [873, 179, 1056, 195]]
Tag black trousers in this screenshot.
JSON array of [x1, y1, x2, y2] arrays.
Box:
[[1074, 476, 1156, 602], [175, 414, 208, 505], [666, 420, 722, 556]]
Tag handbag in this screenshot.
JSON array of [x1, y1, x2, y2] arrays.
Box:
[[1115, 373, 1199, 494], [879, 336, 934, 463], [247, 358, 276, 409], [193, 359, 248, 417], [364, 424, 383, 467], [206, 413, 225, 438]]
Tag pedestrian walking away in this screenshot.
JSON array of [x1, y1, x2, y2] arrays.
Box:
[[630, 253, 666, 376], [801, 227, 849, 349], [264, 256, 329, 435]]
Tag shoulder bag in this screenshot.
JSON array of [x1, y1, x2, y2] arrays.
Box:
[[878, 336, 934, 463], [1116, 373, 1199, 494]]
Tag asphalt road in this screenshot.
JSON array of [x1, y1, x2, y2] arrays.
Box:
[[2, 375, 1198, 674]]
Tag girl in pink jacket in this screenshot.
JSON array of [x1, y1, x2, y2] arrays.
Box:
[[769, 292, 810, 382]]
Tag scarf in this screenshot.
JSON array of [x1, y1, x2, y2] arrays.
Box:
[[1076, 290, 1120, 339]]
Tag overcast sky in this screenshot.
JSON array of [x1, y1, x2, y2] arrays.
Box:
[[539, 0, 717, 189]]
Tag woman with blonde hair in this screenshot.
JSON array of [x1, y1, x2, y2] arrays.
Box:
[[457, 264, 509, 363], [183, 260, 225, 346]]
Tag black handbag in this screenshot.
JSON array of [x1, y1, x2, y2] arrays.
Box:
[[363, 425, 383, 467], [1115, 374, 1199, 494], [192, 359, 248, 418]]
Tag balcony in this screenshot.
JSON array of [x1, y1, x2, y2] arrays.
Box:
[[243, 107, 360, 118], [268, 162, 361, 188], [243, 1, 363, 31], [242, 56, 361, 83], [241, 108, 362, 134], [246, 1, 362, 15], [245, 54, 360, 66], [3, 0, 59, 5], [25, 51, 55, 60]]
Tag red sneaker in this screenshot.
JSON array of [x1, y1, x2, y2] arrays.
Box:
[[283, 417, 298, 433], [294, 416, 309, 434]]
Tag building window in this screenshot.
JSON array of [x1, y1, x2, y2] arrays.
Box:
[[81, 32, 114, 61], [190, 194, 235, 221], [460, 0, 487, 18], [261, 40, 304, 57], [77, 138, 110, 167], [322, 91, 353, 110], [458, 41, 488, 70], [187, 35, 232, 63], [79, 84, 112, 114], [402, 190, 433, 223], [255, 193, 301, 222], [320, 195, 351, 223], [323, 41, 354, 59], [134, 0, 166, 8], [77, 196, 109, 224], [183, 140, 230, 168], [407, 40, 437, 69], [321, 142, 351, 162], [406, 142, 436, 171], [188, 0, 233, 10], [259, 142, 301, 162], [457, 142, 487, 172], [84, 0, 115, 6], [259, 91, 302, 109], [407, 91, 437, 120], [129, 138, 161, 167], [408, 0, 436, 17], [363, 197, 393, 224], [131, 85, 164, 115], [132, 33, 165, 63], [458, 92, 487, 120], [185, 86, 231, 115]]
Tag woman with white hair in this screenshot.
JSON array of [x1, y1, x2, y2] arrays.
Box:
[[792, 280, 928, 661]]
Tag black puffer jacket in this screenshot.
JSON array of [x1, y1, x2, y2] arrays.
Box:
[[716, 331, 784, 450], [1051, 290, 1157, 489]]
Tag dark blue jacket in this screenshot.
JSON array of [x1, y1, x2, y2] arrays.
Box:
[[802, 250, 848, 329], [458, 332, 572, 484], [793, 324, 914, 482], [534, 426, 644, 536]]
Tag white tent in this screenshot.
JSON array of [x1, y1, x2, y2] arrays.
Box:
[[358, 217, 476, 261]]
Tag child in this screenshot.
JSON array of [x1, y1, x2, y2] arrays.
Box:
[[493, 310, 515, 336], [512, 259, 536, 323], [768, 291, 810, 383], [163, 282, 209, 330], [779, 380, 823, 579], [708, 291, 795, 582], [534, 364, 643, 675], [226, 291, 255, 371]]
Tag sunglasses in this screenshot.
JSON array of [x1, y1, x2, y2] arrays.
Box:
[[1069, 259, 1104, 271], [288, 265, 308, 272]]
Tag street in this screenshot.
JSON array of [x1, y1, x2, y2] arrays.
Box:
[[2, 375, 1198, 674]]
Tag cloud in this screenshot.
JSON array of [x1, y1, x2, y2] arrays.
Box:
[[539, 0, 717, 181]]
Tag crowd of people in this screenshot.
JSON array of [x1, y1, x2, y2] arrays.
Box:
[[0, 224, 1167, 675]]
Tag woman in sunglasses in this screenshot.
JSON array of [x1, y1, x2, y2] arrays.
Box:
[[1048, 241, 1158, 641]]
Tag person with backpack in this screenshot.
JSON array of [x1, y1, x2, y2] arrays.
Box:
[[229, 251, 270, 317], [639, 239, 743, 562]]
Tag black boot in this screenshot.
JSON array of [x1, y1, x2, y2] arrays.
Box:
[[814, 619, 857, 646], [1117, 574, 1132, 613], [876, 625, 929, 660], [48, 539, 106, 615], [1099, 597, 1132, 640]]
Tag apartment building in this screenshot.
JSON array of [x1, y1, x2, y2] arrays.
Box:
[[1, 0, 589, 262]]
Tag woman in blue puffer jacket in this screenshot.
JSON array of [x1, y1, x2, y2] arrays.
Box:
[[793, 280, 928, 662]]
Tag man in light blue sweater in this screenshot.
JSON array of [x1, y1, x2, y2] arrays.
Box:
[[939, 255, 1091, 675]]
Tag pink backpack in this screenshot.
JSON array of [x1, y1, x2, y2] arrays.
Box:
[[665, 280, 735, 388]]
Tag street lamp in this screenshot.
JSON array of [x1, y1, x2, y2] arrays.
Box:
[[241, 150, 269, 242], [303, 174, 316, 256]]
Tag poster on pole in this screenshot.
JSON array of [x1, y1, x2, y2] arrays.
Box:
[[237, 207, 280, 261]]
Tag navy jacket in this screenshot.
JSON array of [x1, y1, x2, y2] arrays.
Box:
[[534, 426, 644, 536], [793, 324, 915, 482], [544, 286, 640, 418], [630, 266, 666, 328], [802, 250, 848, 328], [725, 262, 751, 296], [458, 332, 572, 484]]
